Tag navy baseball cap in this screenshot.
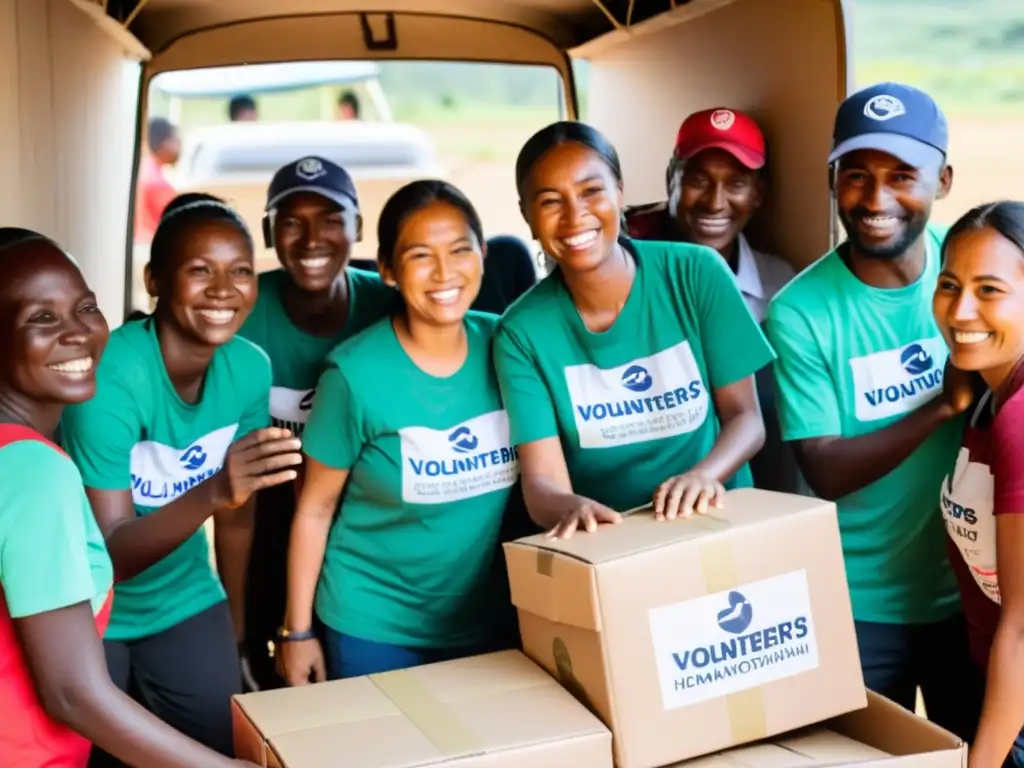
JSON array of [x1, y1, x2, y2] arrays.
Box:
[[829, 82, 948, 169], [265, 156, 359, 213]]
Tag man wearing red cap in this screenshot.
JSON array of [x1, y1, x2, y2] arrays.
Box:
[[626, 107, 801, 494], [625, 107, 795, 323]]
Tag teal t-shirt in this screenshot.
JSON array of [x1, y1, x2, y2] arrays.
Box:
[[61, 317, 272, 641], [303, 312, 518, 648], [492, 238, 776, 513], [238, 267, 400, 436], [0, 438, 113, 619], [763, 223, 962, 625]]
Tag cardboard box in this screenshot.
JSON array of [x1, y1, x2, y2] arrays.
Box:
[[503, 488, 866, 768], [232, 649, 613, 767], [673, 690, 967, 766]]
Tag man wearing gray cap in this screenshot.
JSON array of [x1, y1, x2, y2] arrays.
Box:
[[764, 83, 982, 740]]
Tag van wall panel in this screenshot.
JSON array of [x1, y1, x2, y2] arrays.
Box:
[[583, 0, 846, 269], [0, 0, 140, 324]]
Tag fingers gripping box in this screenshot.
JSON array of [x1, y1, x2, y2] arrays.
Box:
[[503, 489, 866, 768]]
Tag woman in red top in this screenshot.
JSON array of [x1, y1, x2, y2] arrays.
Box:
[[933, 201, 1024, 768], [0, 227, 255, 767]]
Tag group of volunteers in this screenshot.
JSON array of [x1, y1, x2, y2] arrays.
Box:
[[1, 77, 1024, 768]]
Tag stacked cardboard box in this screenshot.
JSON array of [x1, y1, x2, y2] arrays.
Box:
[[231, 488, 968, 767]]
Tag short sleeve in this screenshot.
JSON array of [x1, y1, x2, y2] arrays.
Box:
[[60, 372, 140, 491], [992, 390, 1024, 515], [0, 443, 95, 618], [763, 300, 842, 441], [687, 247, 776, 387], [237, 340, 273, 437], [492, 325, 559, 446], [302, 364, 365, 470]]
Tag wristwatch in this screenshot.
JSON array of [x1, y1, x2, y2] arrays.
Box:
[[275, 626, 317, 642]]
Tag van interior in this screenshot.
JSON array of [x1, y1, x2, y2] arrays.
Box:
[[1, 0, 851, 324]]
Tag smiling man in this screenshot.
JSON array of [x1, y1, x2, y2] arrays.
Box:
[[764, 82, 983, 741], [626, 108, 799, 494]]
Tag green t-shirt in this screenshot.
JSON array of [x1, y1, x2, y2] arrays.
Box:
[[0, 438, 113, 619], [492, 238, 776, 513], [763, 223, 962, 625], [238, 267, 400, 436], [61, 317, 272, 641], [303, 312, 518, 648]]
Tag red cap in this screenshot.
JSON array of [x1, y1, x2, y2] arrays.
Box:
[[673, 108, 766, 169]]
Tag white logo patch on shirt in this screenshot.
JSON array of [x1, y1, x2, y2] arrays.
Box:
[[942, 444, 999, 604], [399, 410, 519, 504], [564, 341, 709, 450], [849, 336, 946, 422], [130, 423, 238, 508], [270, 386, 316, 427]]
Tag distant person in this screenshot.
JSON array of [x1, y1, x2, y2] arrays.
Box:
[[765, 82, 983, 743], [134, 117, 180, 244], [626, 107, 799, 493], [337, 91, 360, 121], [229, 95, 258, 122]]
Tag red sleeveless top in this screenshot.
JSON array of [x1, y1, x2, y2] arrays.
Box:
[[0, 424, 114, 767]]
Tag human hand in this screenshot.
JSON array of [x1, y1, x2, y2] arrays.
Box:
[[546, 497, 622, 540], [277, 637, 327, 687], [941, 358, 977, 417], [210, 428, 303, 510], [653, 471, 725, 520]]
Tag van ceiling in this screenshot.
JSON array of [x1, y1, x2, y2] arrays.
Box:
[[114, 0, 679, 53]]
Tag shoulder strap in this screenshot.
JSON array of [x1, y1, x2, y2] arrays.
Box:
[[0, 424, 63, 454]]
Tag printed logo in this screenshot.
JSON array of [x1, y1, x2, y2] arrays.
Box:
[[900, 343, 933, 375], [710, 109, 736, 131], [565, 341, 709, 450], [716, 591, 753, 634], [448, 425, 479, 454], [621, 364, 653, 393], [863, 94, 906, 122], [295, 157, 326, 181], [270, 386, 315, 435], [942, 445, 1000, 604], [649, 570, 820, 711], [180, 444, 207, 471], [130, 424, 238, 508], [849, 336, 947, 423], [400, 410, 519, 504]]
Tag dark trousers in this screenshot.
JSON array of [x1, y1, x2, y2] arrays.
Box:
[[855, 612, 983, 743], [243, 481, 295, 691], [88, 601, 241, 766]]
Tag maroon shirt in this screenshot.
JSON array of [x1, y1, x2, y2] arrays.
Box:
[[941, 364, 1024, 671]]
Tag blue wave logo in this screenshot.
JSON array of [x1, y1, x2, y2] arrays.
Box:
[[448, 426, 479, 454], [180, 445, 207, 471], [621, 364, 653, 393], [716, 591, 753, 635], [900, 343, 933, 376]]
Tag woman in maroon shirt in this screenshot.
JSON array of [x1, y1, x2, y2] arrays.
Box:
[[934, 200, 1024, 768]]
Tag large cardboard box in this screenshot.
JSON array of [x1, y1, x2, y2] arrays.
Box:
[[503, 488, 866, 768], [673, 690, 967, 766], [232, 650, 613, 767]]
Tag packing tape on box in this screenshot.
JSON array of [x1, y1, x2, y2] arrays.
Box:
[[699, 534, 767, 746], [370, 668, 481, 756]]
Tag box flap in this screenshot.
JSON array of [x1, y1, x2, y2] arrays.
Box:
[[233, 650, 611, 768], [503, 540, 602, 631], [669, 727, 889, 767], [508, 490, 835, 566]]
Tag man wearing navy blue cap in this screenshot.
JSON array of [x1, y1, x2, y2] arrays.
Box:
[[765, 83, 982, 740], [237, 155, 401, 691]]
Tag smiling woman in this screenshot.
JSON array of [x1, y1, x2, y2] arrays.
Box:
[[279, 179, 522, 684], [58, 196, 303, 764], [493, 120, 775, 539], [0, 229, 256, 768]]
